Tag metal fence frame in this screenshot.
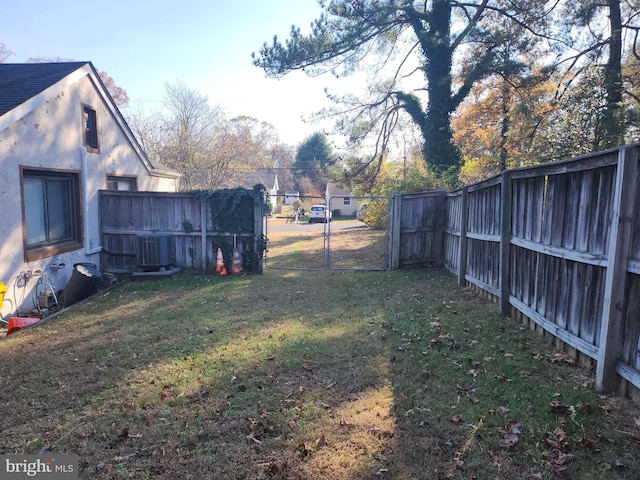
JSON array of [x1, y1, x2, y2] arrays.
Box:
[[327, 195, 391, 271]]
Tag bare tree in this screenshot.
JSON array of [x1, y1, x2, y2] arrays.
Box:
[[0, 43, 13, 63], [159, 81, 226, 190]]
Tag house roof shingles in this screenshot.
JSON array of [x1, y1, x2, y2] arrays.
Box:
[[0, 61, 181, 180], [0, 62, 89, 116], [226, 171, 278, 191]]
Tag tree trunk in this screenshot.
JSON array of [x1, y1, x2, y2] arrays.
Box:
[[422, 0, 461, 174], [601, 0, 624, 148]]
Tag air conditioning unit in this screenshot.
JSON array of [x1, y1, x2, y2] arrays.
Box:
[[137, 234, 175, 271]]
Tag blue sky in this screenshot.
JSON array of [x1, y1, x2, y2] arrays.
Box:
[[0, 0, 350, 146]]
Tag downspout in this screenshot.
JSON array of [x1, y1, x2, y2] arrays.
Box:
[[80, 146, 102, 255]]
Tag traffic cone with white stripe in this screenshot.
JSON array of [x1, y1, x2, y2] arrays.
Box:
[[216, 248, 227, 275]]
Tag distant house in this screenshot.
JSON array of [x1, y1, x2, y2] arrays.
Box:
[[326, 182, 358, 217], [0, 62, 180, 317], [284, 190, 300, 205]]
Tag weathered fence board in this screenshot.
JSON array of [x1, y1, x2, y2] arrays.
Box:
[[100, 190, 263, 274], [445, 144, 640, 396], [393, 191, 447, 268], [445, 191, 463, 274]]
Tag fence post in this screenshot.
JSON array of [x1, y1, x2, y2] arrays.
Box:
[[391, 193, 402, 270], [201, 197, 208, 272], [596, 146, 638, 392], [500, 171, 512, 316], [458, 187, 469, 286]]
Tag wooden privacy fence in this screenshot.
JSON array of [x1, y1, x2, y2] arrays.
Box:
[[100, 190, 264, 274], [391, 190, 447, 269], [445, 144, 640, 396], [100, 189, 449, 274]]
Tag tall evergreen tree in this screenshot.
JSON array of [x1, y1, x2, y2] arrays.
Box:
[[294, 132, 335, 193], [253, 1, 552, 178]]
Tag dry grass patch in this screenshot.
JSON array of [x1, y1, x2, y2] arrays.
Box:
[[0, 269, 639, 479]]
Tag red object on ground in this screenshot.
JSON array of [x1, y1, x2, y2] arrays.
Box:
[[7, 317, 40, 335]]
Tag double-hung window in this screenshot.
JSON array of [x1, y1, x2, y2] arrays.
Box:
[[22, 169, 81, 260]]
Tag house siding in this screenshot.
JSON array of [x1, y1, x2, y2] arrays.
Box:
[[0, 70, 177, 318], [326, 182, 358, 216]]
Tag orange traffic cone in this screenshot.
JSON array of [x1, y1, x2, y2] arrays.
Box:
[[231, 248, 243, 275], [216, 248, 227, 275]]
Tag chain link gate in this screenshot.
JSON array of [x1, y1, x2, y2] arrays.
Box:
[[264, 195, 391, 271]]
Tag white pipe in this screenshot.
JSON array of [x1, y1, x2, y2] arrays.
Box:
[[80, 146, 102, 255]]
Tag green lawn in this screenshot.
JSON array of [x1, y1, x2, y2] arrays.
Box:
[[0, 269, 638, 479]]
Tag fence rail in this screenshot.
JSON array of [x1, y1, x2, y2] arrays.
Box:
[[444, 144, 640, 396]]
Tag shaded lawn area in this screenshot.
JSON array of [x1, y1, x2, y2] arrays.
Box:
[[0, 269, 639, 480]]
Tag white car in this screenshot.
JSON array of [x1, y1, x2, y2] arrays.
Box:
[[308, 204, 332, 223]]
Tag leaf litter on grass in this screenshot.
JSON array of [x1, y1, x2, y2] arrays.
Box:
[[0, 269, 639, 479]]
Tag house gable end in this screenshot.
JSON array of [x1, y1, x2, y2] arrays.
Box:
[[0, 62, 179, 181]]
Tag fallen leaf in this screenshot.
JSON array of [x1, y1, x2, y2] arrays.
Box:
[[496, 422, 522, 449], [578, 402, 593, 414], [499, 438, 516, 449], [296, 441, 311, 457], [549, 353, 577, 365], [550, 401, 570, 416], [576, 437, 596, 450], [113, 453, 136, 462]]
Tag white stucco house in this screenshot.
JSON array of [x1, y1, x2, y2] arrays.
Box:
[[0, 62, 180, 318], [326, 182, 358, 217]]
